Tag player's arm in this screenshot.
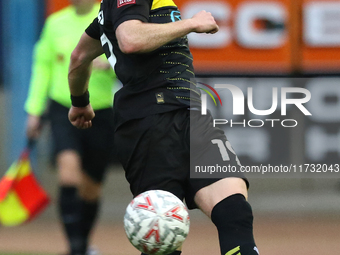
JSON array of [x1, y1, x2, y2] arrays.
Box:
[[69, 32, 103, 96], [116, 10, 219, 54], [68, 32, 103, 129]]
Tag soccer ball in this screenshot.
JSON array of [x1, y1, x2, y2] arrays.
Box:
[[124, 190, 190, 255]]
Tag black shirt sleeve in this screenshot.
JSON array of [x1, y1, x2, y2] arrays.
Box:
[[112, 0, 152, 31], [85, 17, 101, 40]]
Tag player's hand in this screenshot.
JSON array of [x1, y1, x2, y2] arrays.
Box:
[[191, 10, 219, 34], [68, 104, 95, 129], [26, 114, 42, 139]]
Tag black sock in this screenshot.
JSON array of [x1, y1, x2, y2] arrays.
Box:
[[59, 186, 86, 255], [141, 251, 181, 255], [211, 194, 259, 255], [79, 198, 100, 244]]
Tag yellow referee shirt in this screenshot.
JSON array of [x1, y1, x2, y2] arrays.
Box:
[[25, 4, 118, 116]]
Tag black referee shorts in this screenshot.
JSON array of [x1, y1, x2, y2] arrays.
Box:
[[49, 100, 115, 183], [114, 108, 247, 209]]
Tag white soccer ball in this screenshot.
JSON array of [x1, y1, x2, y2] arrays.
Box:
[[124, 190, 190, 255]]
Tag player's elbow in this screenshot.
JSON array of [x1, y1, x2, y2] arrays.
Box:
[[70, 48, 84, 66], [118, 36, 143, 54], [118, 42, 135, 54], [70, 48, 90, 70], [70, 49, 82, 68]]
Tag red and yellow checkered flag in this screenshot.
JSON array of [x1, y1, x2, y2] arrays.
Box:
[[0, 149, 50, 226]]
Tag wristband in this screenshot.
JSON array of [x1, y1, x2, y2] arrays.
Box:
[[71, 90, 90, 107]]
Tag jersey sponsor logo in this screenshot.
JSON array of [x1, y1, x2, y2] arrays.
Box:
[[155, 92, 165, 104], [117, 0, 136, 8]]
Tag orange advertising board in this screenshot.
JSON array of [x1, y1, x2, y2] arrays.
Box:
[[175, 0, 294, 74], [301, 0, 340, 73], [46, 0, 340, 75]]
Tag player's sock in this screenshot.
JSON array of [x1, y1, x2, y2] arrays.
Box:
[[141, 251, 181, 255], [79, 198, 100, 245], [59, 186, 87, 255], [211, 193, 259, 255]]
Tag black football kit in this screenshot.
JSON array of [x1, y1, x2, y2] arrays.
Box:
[[86, 0, 201, 129], [85, 0, 247, 207], [84, 1, 258, 255]]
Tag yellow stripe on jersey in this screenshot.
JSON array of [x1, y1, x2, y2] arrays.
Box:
[[151, 0, 177, 10]]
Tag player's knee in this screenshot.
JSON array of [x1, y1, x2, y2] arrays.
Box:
[[195, 178, 248, 217]]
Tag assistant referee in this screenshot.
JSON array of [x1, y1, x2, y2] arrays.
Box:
[[24, 1, 120, 254]]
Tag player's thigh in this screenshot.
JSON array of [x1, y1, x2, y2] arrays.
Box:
[[188, 110, 248, 213], [194, 177, 248, 218], [114, 110, 189, 199]]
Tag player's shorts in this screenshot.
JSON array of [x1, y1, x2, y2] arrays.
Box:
[[114, 108, 248, 209], [49, 100, 115, 183]]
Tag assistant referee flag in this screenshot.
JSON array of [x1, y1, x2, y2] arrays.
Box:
[[0, 149, 50, 226]]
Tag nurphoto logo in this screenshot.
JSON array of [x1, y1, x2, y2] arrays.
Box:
[[199, 84, 312, 128]]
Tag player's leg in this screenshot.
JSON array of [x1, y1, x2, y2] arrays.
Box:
[[194, 178, 258, 255], [114, 111, 190, 255], [194, 177, 248, 217], [114, 111, 188, 201], [189, 110, 258, 255]]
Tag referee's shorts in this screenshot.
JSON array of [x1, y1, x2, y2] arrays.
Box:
[[114, 108, 248, 209], [49, 100, 115, 183]]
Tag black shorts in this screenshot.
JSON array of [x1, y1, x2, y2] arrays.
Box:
[[49, 101, 115, 183], [114, 108, 247, 209]]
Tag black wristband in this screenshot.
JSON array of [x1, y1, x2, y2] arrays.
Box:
[[71, 90, 90, 107]]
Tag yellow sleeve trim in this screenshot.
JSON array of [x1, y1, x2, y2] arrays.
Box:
[[151, 0, 177, 10]]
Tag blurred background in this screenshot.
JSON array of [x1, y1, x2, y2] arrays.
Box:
[[1, 0, 340, 254]]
